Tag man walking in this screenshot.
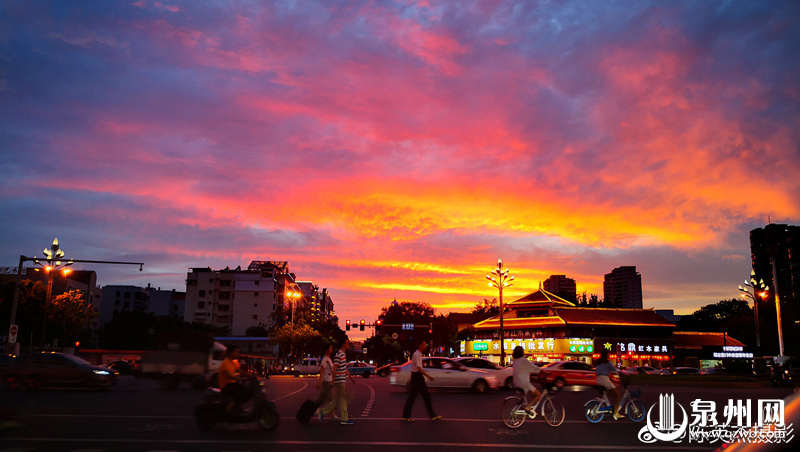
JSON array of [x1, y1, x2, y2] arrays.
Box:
[[402, 340, 442, 422], [320, 339, 355, 424]]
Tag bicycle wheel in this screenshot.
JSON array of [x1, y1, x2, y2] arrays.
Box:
[[501, 396, 526, 428], [626, 399, 645, 423], [541, 396, 565, 427], [585, 400, 605, 423]]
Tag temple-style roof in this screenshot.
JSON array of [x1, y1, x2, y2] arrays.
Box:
[[505, 288, 576, 307], [672, 331, 745, 349], [472, 306, 676, 330]]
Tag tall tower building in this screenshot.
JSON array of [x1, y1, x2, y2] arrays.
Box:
[[750, 223, 800, 355], [603, 266, 643, 309], [543, 275, 577, 303]]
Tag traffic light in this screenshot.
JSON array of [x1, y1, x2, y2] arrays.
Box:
[[429, 322, 433, 334], [375, 319, 383, 328], [359, 319, 365, 331], [346, 320, 351, 331]]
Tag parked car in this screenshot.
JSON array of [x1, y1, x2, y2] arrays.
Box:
[[4, 352, 118, 390], [347, 361, 376, 378], [453, 357, 515, 389], [701, 367, 726, 375], [389, 357, 499, 393], [539, 360, 619, 389], [622, 366, 662, 375], [106, 360, 140, 375], [293, 357, 321, 376], [672, 367, 701, 375]]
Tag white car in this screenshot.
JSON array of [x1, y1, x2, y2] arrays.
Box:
[[453, 357, 514, 389], [293, 357, 321, 376], [389, 357, 499, 393]]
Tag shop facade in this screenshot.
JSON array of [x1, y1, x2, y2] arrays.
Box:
[[462, 287, 676, 367]]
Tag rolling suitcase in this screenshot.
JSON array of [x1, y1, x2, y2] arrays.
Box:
[[296, 398, 319, 423]]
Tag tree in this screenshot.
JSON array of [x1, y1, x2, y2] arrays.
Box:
[[375, 301, 438, 357], [98, 310, 157, 349], [576, 293, 606, 308], [46, 289, 98, 343], [472, 298, 499, 316], [677, 299, 756, 347], [245, 323, 269, 337], [270, 323, 321, 362]]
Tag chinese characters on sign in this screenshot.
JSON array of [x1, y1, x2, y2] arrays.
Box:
[[638, 394, 794, 446]]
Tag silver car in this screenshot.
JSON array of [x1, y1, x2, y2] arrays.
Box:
[[389, 357, 499, 393]]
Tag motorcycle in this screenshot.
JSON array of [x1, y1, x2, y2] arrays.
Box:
[[771, 366, 793, 387], [194, 377, 279, 431]]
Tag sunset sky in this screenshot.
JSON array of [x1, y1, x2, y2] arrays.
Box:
[[1, 0, 799, 340]]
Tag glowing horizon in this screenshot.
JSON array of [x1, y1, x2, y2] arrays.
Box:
[[1, 1, 798, 340]]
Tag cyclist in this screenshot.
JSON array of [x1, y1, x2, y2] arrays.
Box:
[[511, 345, 541, 418], [595, 348, 623, 420]]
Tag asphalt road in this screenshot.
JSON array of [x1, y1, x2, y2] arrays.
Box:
[[1, 375, 795, 452]]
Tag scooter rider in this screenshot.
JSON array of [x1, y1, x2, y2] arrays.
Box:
[[219, 345, 254, 413]]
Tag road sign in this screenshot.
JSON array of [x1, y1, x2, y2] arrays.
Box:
[[392, 333, 399, 340], [8, 324, 18, 343], [401, 323, 414, 330], [362, 347, 367, 354]]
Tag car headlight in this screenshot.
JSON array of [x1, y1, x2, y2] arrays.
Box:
[[93, 370, 110, 375]]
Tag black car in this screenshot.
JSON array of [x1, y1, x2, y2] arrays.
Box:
[[377, 361, 400, 377], [107, 360, 140, 375], [4, 352, 118, 390]]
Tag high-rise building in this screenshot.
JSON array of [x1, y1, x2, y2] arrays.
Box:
[[750, 223, 800, 355], [750, 224, 800, 307], [543, 275, 577, 303], [603, 266, 643, 309]]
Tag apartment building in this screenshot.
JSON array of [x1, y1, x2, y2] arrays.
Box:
[[184, 261, 335, 335], [543, 275, 577, 303], [603, 266, 643, 309]]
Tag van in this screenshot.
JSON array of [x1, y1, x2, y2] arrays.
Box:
[[293, 358, 321, 376]]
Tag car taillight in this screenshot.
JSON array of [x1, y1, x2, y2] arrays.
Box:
[[390, 366, 400, 373]]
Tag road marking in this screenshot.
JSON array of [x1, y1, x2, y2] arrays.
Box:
[[270, 381, 308, 402], [1, 438, 712, 450], [360, 382, 376, 417]]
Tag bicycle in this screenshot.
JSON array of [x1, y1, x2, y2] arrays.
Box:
[[584, 374, 645, 423], [500, 376, 565, 428]]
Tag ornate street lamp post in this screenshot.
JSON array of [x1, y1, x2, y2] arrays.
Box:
[[738, 270, 768, 348], [486, 258, 514, 366], [35, 238, 73, 347]]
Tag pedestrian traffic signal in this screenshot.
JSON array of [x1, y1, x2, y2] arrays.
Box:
[[346, 320, 351, 331], [360, 319, 365, 331]]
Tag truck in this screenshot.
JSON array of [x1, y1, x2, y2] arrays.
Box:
[[138, 332, 227, 389]]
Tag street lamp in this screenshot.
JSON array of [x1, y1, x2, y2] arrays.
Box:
[[486, 258, 514, 366], [285, 289, 302, 323], [738, 270, 768, 348], [34, 238, 73, 347]]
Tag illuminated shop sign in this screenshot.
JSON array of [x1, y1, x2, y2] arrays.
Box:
[[702, 345, 754, 359], [593, 337, 674, 360], [464, 338, 593, 355]]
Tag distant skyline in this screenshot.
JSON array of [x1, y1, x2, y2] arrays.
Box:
[[1, 1, 799, 340]]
